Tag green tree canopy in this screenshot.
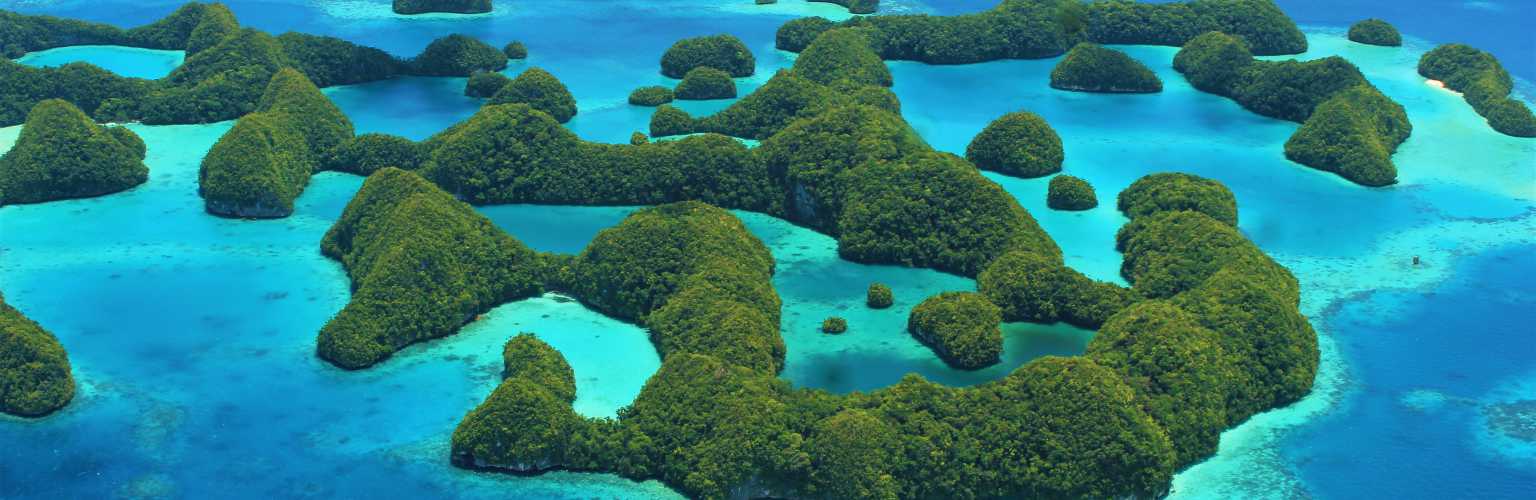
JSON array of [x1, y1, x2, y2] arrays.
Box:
[[487, 67, 578, 123], [1050, 42, 1162, 93], [965, 110, 1064, 178], [1346, 19, 1401, 46], [660, 34, 755, 78], [0, 99, 147, 206], [908, 292, 1005, 369], [674, 67, 737, 100], [1117, 172, 1239, 226], [1, 294, 75, 418], [317, 168, 543, 368], [1047, 174, 1098, 210], [410, 34, 508, 76]]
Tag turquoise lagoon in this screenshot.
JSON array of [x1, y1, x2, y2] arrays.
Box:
[[14, 45, 184, 79], [3, 1, 1535, 498]]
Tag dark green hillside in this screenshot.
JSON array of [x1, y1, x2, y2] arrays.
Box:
[[486, 67, 578, 123], [420, 104, 777, 211], [198, 69, 352, 218], [979, 249, 1133, 329], [1347, 19, 1401, 47], [659, 34, 754, 78], [324, 134, 425, 175], [1087, 300, 1236, 467], [1046, 174, 1099, 210], [838, 152, 1061, 276], [0, 99, 147, 206], [1050, 43, 1162, 93], [256, 68, 354, 154], [1118, 172, 1239, 226], [0, 60, 155, 125], [197, 112, 311, 217], [791, 28, 892, 88], [566, 202, 774, 321], [674, 67, 736, 100], [1175, 31, 1412, 185], [277, 32, 404, 87], [1284, 84, 1411, 186], [1, 294, 75, 418], [465, 72, 512, 98], [317, 168, 543, 369], [145, 28, 292, 124], [965, 110, 1063, 178], [907, 292, 1004, 369]]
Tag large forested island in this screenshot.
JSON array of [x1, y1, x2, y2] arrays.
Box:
[[278, 20, 1316, 498], [2, 0, 1532, 498]]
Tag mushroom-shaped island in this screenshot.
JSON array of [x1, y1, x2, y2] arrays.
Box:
[[1347, 19, 1401, 46], [866, 283, 894, 309], [1118, 172, 1238, 226], [965, 110, 1064, 178], [503, 41, 527, 59], [1050, 43, 1162, 93], [451, 333, 583, 471], [674, 67, 737, 100], [1047, 174, 1099, 210], [199, 68, 352, 218], [628, 86, 674, 106], [908, 291, 1004, 369], [660, 34, 755, 78], [464, 72, 512, 98]]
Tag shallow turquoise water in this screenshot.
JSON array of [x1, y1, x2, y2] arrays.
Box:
[[0, 124, 677, 498], [322, 42, 782, 144], [734, 212, 1092, 392], [475, 204, 1093, 393], [15, 45, 184, 79], [2, 1, 1535, 498]]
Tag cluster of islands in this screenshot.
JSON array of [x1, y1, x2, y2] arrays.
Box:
[[1, 0, 1533, 499]]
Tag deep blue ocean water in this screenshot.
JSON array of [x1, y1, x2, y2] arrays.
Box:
[[1278, 243, 1536, 498], [2, 1, 1534, 498]]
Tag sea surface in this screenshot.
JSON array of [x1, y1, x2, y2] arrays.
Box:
[[1, 1, 1533, 499]]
